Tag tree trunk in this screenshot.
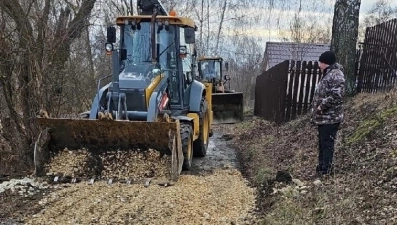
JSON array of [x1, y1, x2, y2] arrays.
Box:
[[331, 0, 361, 96], [199, 0, 204, 55], [84, 21, 96, 110], [206, 0, 210, 53], [215, 0, 227, 55]]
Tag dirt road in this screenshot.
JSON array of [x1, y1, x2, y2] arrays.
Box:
[[188, 132, 238, 173], [1, 130, 257, 225]]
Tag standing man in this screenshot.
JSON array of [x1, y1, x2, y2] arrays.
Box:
[[311, 50, 345, 176]]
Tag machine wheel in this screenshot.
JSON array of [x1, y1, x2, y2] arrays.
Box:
[[193, 98, 210, 157], [181, 122, 194, 170]]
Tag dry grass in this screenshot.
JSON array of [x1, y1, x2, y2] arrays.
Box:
[[228, 88, 397, 224]]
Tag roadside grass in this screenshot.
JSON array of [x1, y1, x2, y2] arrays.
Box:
[[228, 89, 397, 224]]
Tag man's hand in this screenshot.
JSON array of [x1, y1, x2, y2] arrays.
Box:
[[317, 105, 322, 111]]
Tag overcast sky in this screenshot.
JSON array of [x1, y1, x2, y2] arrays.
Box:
[[259, 0, 397, 43], [89, 0, 397, 56]]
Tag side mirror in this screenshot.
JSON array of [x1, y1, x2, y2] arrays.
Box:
[[184, 27, 195, 44], [197, 61, 202, 76], [186, 72, 193, 83], [120, 49, 127, 60], [107, 26, 116, 43], [225, 62, 229, 71], [224, 75, 231, 81]]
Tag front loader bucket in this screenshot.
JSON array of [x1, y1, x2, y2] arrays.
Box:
[[34, 118, 183, 182], [212, 92, 244, 124]]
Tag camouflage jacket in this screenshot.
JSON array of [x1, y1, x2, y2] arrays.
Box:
[[310, 63, 345, 125]]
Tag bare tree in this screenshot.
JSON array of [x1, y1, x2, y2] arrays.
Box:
[[225, 35, 263, 109], [278, 0, 333, 44], [0, 0, 97, 173], [214, 0, 227, 55], [364, 0, 397, 26], [358, 0, 397, 41]]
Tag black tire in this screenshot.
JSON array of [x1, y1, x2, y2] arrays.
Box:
[[181, 122, 193, 170], [193, 98, 210, 157]]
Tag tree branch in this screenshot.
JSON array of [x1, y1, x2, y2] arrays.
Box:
[[0, 0, 33, 42], [67, 0, 96, 40], [36, 0, 51, 64]]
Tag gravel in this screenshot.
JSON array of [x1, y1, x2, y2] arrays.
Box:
[[25, 168, 256, 225], [0, 177, 48, 196], [46, 148, 171, 180]]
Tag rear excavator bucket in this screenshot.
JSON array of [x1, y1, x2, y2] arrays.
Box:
[[34, 117, 184, 183], [212, 92, 244, 124]]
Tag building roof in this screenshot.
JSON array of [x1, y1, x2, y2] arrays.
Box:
[[262, 42, 330, 71]]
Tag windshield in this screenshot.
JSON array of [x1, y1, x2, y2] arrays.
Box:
[[121, 22, 180, 104], [122, 23, 176, 70], [200, 60, 221, 80]]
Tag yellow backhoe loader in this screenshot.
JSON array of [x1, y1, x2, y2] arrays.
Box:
[[197, 56, 244, 124], [33, 0, 212, 185]]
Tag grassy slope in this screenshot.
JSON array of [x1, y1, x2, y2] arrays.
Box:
[[220, 89, 397, 224]]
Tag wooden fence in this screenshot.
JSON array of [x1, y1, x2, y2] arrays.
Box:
[[357, 19, 397, 93], [254, 60, 289, 123], [254, 60, 323, 124]]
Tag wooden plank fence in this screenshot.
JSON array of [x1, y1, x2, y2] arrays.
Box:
[[254, 60, 289, 124], [254, 60, 323, 124], [357, 19, 397, 93]]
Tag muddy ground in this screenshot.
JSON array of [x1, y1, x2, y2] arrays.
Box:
[[0, 129, 256, 225], [188, 132, 238, 173]]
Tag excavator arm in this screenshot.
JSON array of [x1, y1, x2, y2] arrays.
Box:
[[137, 0, 169, 16]]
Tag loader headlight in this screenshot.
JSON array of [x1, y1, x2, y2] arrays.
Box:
[[152, 68, 161, 75], [105, 43, 113, 52], [179, 46, 187, 55]]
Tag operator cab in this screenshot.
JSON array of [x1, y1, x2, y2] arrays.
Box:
[[101, 13, 197, 121], [200, 60, 221, 80], [198, 57, 229, 83]]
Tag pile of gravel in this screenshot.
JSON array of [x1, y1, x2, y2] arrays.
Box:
[[25, 168, 257, 225], [46, 148, 171, 181]]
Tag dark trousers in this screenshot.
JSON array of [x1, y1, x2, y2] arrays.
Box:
[[317, 123, 340, 174]]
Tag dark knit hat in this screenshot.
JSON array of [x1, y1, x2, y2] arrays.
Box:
[[319, 51, 336, 65]]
